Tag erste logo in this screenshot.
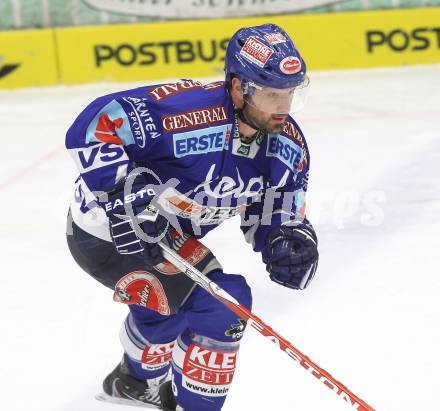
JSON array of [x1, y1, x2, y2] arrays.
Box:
[[173, 124, 231, 158], [267, 135, 302, 170]]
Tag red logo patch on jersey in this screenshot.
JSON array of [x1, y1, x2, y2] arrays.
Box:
[[154, 231, 210, 275], [95, 114, 124, 144], [113, 271, 170, 315], [240, 37, 274, 68], [279, 56, 302, 75]]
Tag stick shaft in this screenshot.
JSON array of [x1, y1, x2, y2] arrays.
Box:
[[159, 243, 374, 411]]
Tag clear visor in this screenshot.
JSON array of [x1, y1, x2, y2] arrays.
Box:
[[243, 77, 310, 114]]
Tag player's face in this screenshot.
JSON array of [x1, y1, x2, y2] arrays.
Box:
[[244, 104, 288, 134], [241, 79, 310, 133], [246, 85, 295, 115]]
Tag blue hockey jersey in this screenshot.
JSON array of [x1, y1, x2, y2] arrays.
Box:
[[66, 79, 310, 253]]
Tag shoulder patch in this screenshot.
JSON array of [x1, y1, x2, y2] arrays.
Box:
[[266, 134, 303, 170], [121, 96, 162, 146], [86, 100, 135, 146]]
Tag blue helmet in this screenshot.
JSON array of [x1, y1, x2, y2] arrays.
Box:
[[225, 23, 307, 89]]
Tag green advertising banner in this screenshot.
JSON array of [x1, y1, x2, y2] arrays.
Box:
[[1, 0, 440, 30]]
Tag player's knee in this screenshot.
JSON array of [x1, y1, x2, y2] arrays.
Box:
[[235, 274, 252, 310], [183, 271, 252, 343], [210, 271, 253, 310]]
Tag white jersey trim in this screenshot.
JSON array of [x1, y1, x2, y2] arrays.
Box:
[[70, 177, 112, 242]]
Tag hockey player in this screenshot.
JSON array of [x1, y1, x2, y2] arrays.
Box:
[[66, 23, 318, 411]]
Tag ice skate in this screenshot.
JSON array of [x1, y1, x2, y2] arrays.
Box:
[[159, 381, 183, 411], [96, 357, 169, 409]]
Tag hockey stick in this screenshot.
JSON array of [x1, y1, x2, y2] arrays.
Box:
[[159, 242, 375, 411]]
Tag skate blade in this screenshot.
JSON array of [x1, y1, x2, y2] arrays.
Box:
[[95, 392, 161, 409]]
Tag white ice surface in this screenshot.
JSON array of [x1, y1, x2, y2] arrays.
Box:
[[0, 64, 439, 411]]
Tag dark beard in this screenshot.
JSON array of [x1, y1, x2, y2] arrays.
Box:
[[243, 106, 287, 134]]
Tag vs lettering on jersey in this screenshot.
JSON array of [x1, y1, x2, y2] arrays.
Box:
[[71, 143, 128, 173], [173, 124, 232, 158]]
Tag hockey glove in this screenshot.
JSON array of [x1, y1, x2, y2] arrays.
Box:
[[98, 174, 169, 266], [264, 223, 318, 290]]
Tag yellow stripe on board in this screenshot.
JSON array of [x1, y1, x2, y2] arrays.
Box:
[[0, 29, 58, 88], [54, 7, 440, 84], [0, 7, 439, 88]]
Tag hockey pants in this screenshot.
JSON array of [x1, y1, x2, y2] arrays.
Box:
[[67, 214, 252, 411]]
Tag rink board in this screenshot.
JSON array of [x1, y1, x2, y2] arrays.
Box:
[[0, 29, 58, 88], [0, 7, 439, 88], [57, 7, 440, 84]]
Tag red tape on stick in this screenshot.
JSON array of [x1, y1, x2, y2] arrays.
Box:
[[159, 242, 375, 411]]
